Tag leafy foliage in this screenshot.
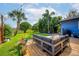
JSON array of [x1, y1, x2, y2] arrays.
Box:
[[8, 9, 27, 35], [33, 9, 62, 33], [42, 9, 55, 33], [0, 30, 36, 56], [66, 9, 79, 19], [4, 24, 12, 38], [20, 22, 31, 33], [32, 23, 39, 32]]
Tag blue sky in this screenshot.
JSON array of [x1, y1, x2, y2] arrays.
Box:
[[0, 3, 79, 28]]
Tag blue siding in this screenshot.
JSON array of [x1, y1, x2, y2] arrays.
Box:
[[61, 19, 79, 36]]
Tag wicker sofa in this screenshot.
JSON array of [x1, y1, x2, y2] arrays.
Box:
[[33, 34, 69, 56]]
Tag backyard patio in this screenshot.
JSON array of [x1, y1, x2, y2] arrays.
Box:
[[0, 3, 79, 56], [24, 37, 79, 56]]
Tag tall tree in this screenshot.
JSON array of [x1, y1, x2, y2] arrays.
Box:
[[67, 9, 79, 19], [42, 9, 55, 33], [38, 16, 62, 33], [52, 16, 62, 33], [8, 9, 27, 35]]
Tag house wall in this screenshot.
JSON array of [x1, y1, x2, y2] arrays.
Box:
[[61, 19, 79, 36]]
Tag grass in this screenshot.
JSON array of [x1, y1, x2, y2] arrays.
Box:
[[35, 33, 49, 36], [0, 29, 49, 56], [0, 29, 35, 56], [0, 34, 24, 56]]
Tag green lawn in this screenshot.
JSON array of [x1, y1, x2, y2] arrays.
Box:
[[35, 33, 49, 36], [0, 30, 35, 56], [0, 29, 49, 56]]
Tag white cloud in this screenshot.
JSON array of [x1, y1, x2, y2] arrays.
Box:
[[24, 7, 56, 15], [71, 3, 79, 10], [23, 5, 64, 25]]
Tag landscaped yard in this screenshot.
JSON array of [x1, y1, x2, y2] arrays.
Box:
[[0, 4, 62, 56], [1, 3, 79, 56], [0, 29, 49, 56], [0, 30, 35, 56]]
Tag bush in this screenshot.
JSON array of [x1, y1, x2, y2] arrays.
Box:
[[4, 24, 12, 38], [32, 23, 39, 32], [20, 22, 31, 33]]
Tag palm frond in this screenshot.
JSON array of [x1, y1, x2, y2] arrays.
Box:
[[21, 13, 27, 20], [8, 9, 27, 21], [8, 12, 14, 18], [50, 12, 55, 15]]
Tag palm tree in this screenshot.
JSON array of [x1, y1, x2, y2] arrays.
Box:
[[42, 9, 55, 33], [8, 9, 27, 36]]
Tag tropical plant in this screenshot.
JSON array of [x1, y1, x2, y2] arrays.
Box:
[[52, 16, 62, 33], [32, 9, 62, 33], [38, 18, 43, 32], [20, 22, 31, 33], [4, 24, 12, 38], [42, 9, 55, 33], [8, 9, 27, 35], [32, 23, 39, 32], [37, 16, 62, 33]]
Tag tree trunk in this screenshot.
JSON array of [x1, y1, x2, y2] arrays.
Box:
[[24, 30, 26, 33], [14, 19, 20, 36], [0, 15, 4, 43], [48, 16, 50, 34]]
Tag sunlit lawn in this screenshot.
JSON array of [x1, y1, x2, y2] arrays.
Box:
[[0, 29, 49, 56], [0, 30, 35, 56]]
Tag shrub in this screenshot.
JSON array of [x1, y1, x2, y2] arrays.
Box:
[[4, 24, 12, 38], [20, 22, 31, 33]]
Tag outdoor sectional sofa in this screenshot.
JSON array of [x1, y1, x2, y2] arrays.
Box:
[[33, 34, 70, 56]]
